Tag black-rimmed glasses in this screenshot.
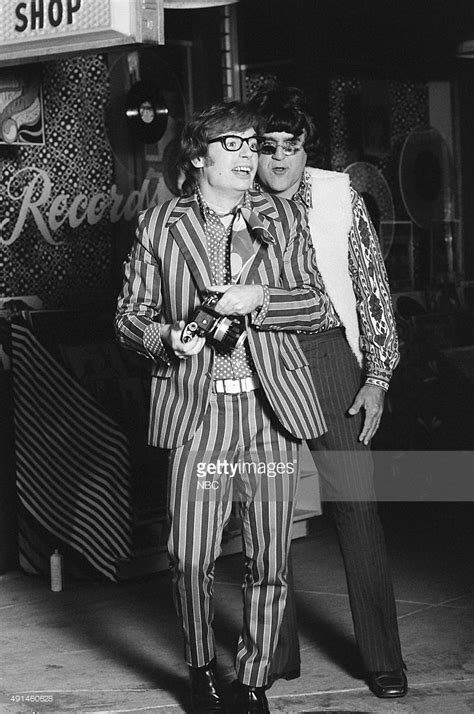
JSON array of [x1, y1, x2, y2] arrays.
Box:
[[259, 139, 304, 156], [207, 134, 261, 152]]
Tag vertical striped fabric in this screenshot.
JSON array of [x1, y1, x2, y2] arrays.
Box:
[[115, 191, 328, 448], [11, 324, 132, 581], [167, 389, 300, 688], [299, 328, 403, 671]]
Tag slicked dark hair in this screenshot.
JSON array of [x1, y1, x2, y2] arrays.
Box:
[[177, 101, 258, 196], [247, 86, 323, 167]]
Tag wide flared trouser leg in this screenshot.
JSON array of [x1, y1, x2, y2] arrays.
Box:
[[167, 405, 234, 667], [234, 392, 300, 687], [265, 551, 301, 687], [328, 498, 402, 670], [301, 330, 404, 671]]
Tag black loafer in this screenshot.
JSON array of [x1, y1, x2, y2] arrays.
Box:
[[231, 679, 270, 713], [367, 668, 408, 698], [189, 658, 225, 713]]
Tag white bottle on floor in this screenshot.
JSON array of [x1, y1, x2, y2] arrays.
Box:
[[50, 549, 63, 592]]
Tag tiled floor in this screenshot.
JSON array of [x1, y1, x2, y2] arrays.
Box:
[[1, 503, 473, 713]]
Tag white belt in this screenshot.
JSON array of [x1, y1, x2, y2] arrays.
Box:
[[213, 375, 260, 394]]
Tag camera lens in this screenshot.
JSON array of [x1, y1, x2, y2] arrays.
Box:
[[212, 318, 246, 351]]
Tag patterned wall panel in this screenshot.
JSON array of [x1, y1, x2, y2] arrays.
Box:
[[329, 74, 430, 288], [0, 55, 114, 308], [329, 75, 429, 217]]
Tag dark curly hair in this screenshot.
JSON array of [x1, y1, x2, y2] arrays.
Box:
[[246, 86, 324, 167], [177, 101, 259, 196]]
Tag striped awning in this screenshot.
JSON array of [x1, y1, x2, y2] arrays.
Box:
[[11, 323, 132, 581]]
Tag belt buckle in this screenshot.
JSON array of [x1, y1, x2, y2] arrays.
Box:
[[225, 379, 240, 394]]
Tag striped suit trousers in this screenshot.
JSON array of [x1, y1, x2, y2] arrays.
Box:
[[167, 388, 300, 687], [298, 327, 404, 671]]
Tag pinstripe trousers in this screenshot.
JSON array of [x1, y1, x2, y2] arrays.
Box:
[[297, 327, 404, 671], [167, 388, 300, 687]]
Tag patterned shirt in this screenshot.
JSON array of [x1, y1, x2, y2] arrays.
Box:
[[195, 188, 256, 381], [294, 170, 399, 389]]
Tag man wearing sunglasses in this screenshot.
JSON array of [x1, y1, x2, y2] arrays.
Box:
[[116, 101, 331, 713], [248, 86, 406, 700]]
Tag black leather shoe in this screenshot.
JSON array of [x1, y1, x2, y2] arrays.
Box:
[[367, 668, 408, 698], [231, 680, 270, 713], [189, 658, 225, 713]]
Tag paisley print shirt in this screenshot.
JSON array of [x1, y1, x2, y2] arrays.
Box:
[[294, 170, 399, 389]]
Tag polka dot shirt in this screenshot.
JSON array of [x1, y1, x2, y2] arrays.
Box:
[[199, 192, 256, 381]]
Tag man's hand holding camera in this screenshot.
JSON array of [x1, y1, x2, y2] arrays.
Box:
[[168, 285, 264, 358], [162, 320, 206, 359], [209, 284, 264, 315]]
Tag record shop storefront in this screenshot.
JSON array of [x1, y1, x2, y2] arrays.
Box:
[[0, 0, 249, 580]]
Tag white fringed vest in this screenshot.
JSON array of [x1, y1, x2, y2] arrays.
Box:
[[306, 166, 363, 366]]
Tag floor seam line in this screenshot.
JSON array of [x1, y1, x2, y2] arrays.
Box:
[[268, 675, 474, 699]]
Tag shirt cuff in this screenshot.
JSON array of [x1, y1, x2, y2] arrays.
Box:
[[366, 376, 390, 391], [143, 323, 172, 365], [251, 285, 270, 327]]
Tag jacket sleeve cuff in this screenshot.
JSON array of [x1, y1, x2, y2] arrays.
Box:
[[366, 376, 390, 391], [143, 323, 173, 365], [251, 285, 270, 327]]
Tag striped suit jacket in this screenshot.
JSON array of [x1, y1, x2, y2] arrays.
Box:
[[115, 190, 328, 448]]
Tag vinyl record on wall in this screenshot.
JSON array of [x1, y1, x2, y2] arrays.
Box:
[[107, 48, 187, 194], [344, 161, 395, 257], [399, 127, 453, 228], [126, 81, 169, 144]]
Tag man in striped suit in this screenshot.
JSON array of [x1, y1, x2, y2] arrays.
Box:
[[248, 86, 407, 700], [115, 101, 330, 713]]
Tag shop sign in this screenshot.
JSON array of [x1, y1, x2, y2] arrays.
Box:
[[0, 0, 164, 65], [0, 166, 166, 245], [13, 0, 86, 34]]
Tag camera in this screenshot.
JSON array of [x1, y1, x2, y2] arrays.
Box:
[[181, 292, 246, 352]]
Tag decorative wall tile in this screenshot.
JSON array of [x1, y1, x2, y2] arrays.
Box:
[[0, 55, 113, 308]]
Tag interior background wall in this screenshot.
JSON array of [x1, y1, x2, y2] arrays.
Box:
[[0, 56, 114, 308], [238, 0, 474, 295]]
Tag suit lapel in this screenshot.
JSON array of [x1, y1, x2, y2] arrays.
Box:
[[165, 192, 282, 289], [166, 197, 213, 294]]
